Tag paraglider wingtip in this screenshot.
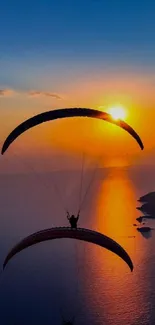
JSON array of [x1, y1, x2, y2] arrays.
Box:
[[1, 146, 5, 155], [139, 142, 144, 150], [3, 261, 7, 270]]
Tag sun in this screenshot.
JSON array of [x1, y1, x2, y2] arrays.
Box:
[[109, 106, 126, 120]]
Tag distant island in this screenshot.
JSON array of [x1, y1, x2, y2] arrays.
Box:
[[136, 191, 155, 220]]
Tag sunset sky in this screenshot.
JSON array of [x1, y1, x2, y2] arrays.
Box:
[[1, 0, 155, 171], [1, 4, 155, 324]]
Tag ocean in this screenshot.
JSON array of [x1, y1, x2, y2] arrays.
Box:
[[0, 165, 155, 325]]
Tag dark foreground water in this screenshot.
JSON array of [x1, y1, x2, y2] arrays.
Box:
[[0, 165, 155, 325]]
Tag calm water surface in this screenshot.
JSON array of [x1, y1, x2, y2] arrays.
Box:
[[0, 166, 155, 324]]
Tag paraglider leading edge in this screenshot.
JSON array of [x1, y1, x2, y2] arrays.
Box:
[[3, 227, 134, 272], [1, 108, 144, 155]]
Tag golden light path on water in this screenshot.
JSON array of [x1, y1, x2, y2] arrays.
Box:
[[1, 162, 155, 324], [80, 167, 152, 324]]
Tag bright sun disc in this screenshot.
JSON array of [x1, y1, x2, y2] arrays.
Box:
[[109, 106, 126, 120]]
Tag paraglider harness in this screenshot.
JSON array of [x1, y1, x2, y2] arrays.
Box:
[[67, 212, 79, 229]]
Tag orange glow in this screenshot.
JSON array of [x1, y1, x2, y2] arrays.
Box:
[[99, 104, 127, 120], [108, 105, 127, 120], [0, 109, 145, 171], [94, 168, 137, 239], [1, 70, 155, 171]]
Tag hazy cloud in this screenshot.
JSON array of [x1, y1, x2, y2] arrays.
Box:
[[0, 89, 15, 97], [0, 88, 63, 100], [29, 91, 62, 100]]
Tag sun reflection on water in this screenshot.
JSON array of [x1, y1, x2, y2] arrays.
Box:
[[82, 167, 147, 324]]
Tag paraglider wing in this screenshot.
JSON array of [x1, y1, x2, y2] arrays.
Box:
[[1, 108, 144, 154], [3, 227, 133, 271]]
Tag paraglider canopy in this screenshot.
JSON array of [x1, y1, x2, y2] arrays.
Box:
[[1, 107, 144, 155], [3, 227, 133, 272]]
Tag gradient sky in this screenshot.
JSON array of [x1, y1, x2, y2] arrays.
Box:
[[1, 3, 155, 324], [0, 0, 155, 171]]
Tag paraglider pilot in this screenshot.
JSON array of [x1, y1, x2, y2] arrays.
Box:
[[67, 212, 79, 229]]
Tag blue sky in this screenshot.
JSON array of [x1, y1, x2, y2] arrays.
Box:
[[0, 0, 155, 66], [0, 0, 155, 94]]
